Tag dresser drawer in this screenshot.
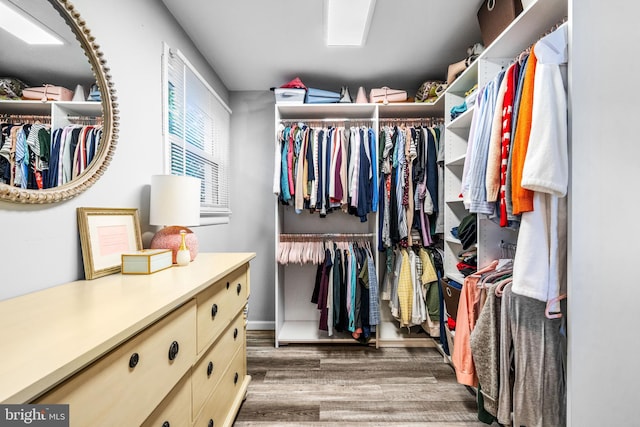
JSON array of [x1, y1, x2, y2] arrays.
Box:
[[36, 300, 196, 427], [141, 372, 191, 427], [193, 345, 248, 427], [192, 313, 245, 418], [196, 265, 248, 352]]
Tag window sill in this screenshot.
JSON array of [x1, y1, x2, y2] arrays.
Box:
[[199, 211, 231, 226]]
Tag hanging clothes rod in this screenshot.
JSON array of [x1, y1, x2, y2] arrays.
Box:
[[66, 115, 101, 120], [0, 114, 51, 124], [281, 118, 375, 123], [280, 232, 374, 242], [513, 17, 568, 63], [280, 119, 375, 128], [499, 240, 517, 258], [65, 115, 103, 125], [380, 117, 444, 126]]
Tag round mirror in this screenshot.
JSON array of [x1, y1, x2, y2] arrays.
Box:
[[0, 0, 117, 203]]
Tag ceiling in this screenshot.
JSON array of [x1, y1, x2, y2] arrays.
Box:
[[0, 1, 486, 98], [161, 0, 485, 95]]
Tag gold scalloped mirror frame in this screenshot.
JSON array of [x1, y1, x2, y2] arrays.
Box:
[[0, 0, 118, 204]]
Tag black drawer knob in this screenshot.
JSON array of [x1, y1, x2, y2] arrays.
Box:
[[226, 281, 230, 290], [128, 353, 139, 369], [168, 341, 179, 361], [208, 419, 214, 427], [234, 372, 239, 384], [211, 303, 218, 318], [207, 361, 214, 377], [236, 283, 242, 295], [162, 422, 170, 427], [233, 328, 238, 340]]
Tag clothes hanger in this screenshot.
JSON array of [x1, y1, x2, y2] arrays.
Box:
[[494, 277, 512, 297], [545, 294, 567, 319], [471, 259, 500, 278]]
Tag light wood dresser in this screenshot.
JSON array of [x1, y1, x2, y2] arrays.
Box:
[[0, 252, 255, 427]]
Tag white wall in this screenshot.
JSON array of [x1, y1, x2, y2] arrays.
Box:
[[223, 91, 276, 328], [568, 1, 640, 425]]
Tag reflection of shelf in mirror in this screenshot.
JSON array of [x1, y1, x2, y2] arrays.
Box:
[[447, 107, 474, 130], [0, 100, 51, 115], [55, 101, 103, 116], [445, 154, 466, 167]]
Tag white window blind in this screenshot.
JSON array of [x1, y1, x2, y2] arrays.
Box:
[[163, 44, 231, 218]]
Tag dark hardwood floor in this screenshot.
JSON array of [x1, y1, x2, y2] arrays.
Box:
[[234, 330, 490, 426]]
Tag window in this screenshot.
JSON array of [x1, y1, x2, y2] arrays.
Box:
[[162, 43, 231, 222]]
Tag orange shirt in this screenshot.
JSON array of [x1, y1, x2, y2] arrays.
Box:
[[510, 47, 537, 215]]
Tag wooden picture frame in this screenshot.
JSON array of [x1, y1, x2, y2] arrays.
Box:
[[77, 207, 143, 280]]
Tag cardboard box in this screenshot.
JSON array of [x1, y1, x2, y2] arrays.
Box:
[[121, 249, 173, 275]]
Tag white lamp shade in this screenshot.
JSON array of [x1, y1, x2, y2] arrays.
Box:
[[149, 175, 201, 226]]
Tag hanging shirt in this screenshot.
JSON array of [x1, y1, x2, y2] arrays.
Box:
[[512, 24, 568, 312], [279, 126, 291, 202], [510, 47, 538, 215], [468, 70, 505, 215]]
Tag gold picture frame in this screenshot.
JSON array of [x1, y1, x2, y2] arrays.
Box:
[[77, 207, 143, 280]]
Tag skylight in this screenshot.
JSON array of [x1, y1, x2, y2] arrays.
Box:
[[326, 0, 376, 46]]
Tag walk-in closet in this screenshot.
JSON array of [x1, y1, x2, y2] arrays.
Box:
[[1, 0, 635, 426]]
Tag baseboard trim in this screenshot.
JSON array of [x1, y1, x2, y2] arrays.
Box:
[[247, 321, 275, 330]]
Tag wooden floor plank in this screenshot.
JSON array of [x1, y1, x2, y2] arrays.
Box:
[[235, 423, 488, 427], [234, 330, 493, 426]]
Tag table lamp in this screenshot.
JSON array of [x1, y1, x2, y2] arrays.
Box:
[[149, 174, 201, 264]]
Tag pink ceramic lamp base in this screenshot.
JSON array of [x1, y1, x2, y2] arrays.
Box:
[[150, 226, 199, 264]]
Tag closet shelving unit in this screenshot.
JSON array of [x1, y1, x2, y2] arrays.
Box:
[[440, 0, 568, 360], [274, 99, 445, 348]]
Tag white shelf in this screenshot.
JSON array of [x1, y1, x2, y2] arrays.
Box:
[[447, 107, 474, 130], [446, 271, 465, 284], [444, 0, 567, 97], [276, 100, 444, 121], [445, 154, 466, 167], [445, 236, 462, 245], [479, 0, 568, 60], [277, 320, 375, 346], [376, 312, 437, 348], [277, 103, 376, 120], [445, 198, 464, 204], [446, 60, 479, 96], [378, 98, 444, 118]]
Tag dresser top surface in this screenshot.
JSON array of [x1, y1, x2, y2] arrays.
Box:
[[0, 252, 255, 403]]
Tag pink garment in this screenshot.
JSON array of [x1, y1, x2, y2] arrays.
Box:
[[451, 260, 498, 387], [287, 125, 296, 195]]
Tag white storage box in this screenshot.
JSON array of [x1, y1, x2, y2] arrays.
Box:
[[121, 249, 173, 275], [274, 88, 306, 104]]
